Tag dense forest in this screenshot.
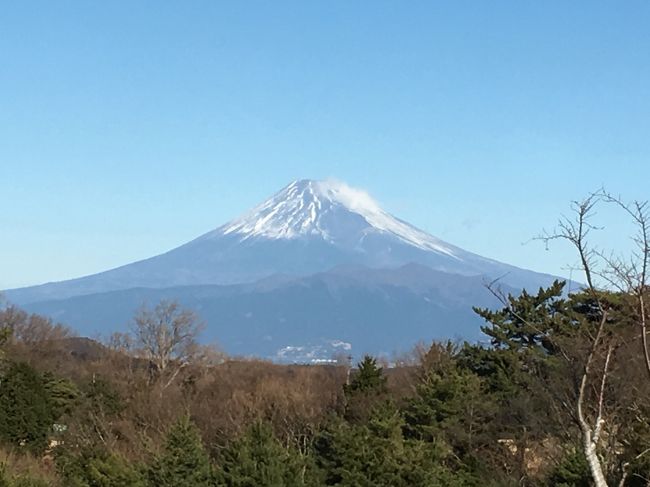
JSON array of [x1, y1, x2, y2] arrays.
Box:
[[1, 193, 648, 486]]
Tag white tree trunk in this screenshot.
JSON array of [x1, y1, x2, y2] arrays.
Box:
[[583, 430, 608, 487]]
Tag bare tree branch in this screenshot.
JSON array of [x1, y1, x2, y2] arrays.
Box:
[[130, 299, 205, 391]]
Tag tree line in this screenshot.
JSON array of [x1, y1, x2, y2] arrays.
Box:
[[0, 190, 647, 486]]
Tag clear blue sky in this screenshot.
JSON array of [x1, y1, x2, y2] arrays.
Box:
[[2, 1, 649, 289]]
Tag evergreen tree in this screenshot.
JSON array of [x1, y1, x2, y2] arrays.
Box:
[[343, 355, 388, 423], [147, 416, 213, 487], [43, 374, 80, 418], [344, 355, 387, 395], [547, 449, 590, 487], [405, 364, 490, 451], [468, 282, 580, 442], [315, 402, 467, 486], [474, 280, 569, 355], [0, 362, 55, 453], [217, 421, 310, 487], [402, 345, 520, 484], [56, 447, 145, 487], [82, 376, 125, 417]]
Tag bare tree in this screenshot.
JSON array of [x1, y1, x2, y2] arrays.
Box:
[[130, 300, 205, 390], [0, 304, 72, 345], [540, 194, 610, 486], [598, 193, 650, 380], [539, 190, 650, 487], [106, 331, 136, 355]]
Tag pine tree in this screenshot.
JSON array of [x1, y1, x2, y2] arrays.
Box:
[[343, 355, 388, 423], [547, 449, 591, 487], [43, 374, 79, 418], [0, 362, 55, 453], [82, 376, 124, 416], [405, 365, 489, 450], [147, 416, 213, 487], [315, 402, 465, 486], [56, 447, 145, 487], [344, 355, 387, 395], [216, 421, 309, 487], [474, 280, 568, 354]]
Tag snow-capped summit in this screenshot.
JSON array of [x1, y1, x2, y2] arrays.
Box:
[[5, 178, 559, 305], [208, 179, 457, 256], [5, 178, 568, 360], [221, 179, 381, 240]]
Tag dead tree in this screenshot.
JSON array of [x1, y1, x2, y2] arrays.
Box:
[[130, 299, 204, 390]]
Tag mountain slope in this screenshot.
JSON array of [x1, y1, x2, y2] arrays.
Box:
[[22, 264, 518, 360], [5, 179, 560, 305]]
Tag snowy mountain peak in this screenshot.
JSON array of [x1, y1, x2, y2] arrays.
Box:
[[291, 179, 383, 214], [5, 178, 562, 309], [214, 179, 458, 257]]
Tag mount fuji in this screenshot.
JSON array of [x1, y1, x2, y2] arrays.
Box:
[[5, 179, 563, 359]]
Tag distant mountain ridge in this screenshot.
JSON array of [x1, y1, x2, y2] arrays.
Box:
[[5, 179, 559, 306], [22, 263, 520, 360]]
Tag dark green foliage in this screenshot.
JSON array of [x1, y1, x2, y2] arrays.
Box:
[[344, 355, 387, 395], [1, 284, 649, 486], [458, 344, 525, 396], [147, 416, 213, 487], [474, 280, 569, 355], [0, 362, 56, 453], [82, 376, 124, 417], [458, 344, 557, 442], [468, 283, 580, 443], [405, 364, 492, 451], [43, 374, 80, 418], [216, 421, 309, 487], [547, 449, 590, 487], [315, 401, 472, 486], [56, 447, 144, 487], [618, 407, 650, 487], [343, 355, 388, 423], [0, 326, 10, 350]]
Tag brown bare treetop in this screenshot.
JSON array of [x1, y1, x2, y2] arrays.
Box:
[[130, 299, 205, 389]]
